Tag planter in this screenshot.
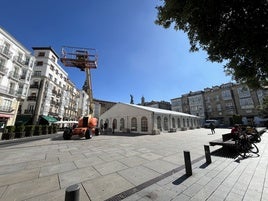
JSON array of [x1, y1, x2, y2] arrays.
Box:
[[52, 125, 58, 133], [1, 132, 15, 140], [15, 132, 25, 138], [2, 126, 15, 140], [48, 126, 52, 134], [15, 125, 25, 138], [34, 125, 42, 136], [42, 125, 48, 135], [25, 125, 35, 137]]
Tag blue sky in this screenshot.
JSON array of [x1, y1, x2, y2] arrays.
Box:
[[1, 0, 232, 104]]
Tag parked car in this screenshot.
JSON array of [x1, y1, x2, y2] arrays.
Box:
[[203, 120, 219, 128]]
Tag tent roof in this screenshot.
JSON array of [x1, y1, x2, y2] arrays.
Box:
[[120, 103, 198, 118]]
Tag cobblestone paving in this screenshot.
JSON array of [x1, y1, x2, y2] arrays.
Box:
[[0, 128, 266, 201]]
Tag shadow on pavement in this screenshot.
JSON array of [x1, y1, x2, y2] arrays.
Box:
[[211, 147, 240, 159], [172, 174, 189, 185]]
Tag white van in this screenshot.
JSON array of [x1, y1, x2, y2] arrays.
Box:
[[203, 120, 219, 128]]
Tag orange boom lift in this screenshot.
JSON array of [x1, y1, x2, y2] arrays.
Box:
[[60, 46, 99, 140]]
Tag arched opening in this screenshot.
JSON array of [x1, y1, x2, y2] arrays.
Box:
[[157, 116, 161, 130], [164, 117, 168, 131], [120, 118, 124, 131], [131, 117, 137, 131], [141, 116, 148, 132]]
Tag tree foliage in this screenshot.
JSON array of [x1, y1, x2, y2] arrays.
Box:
[[155, 0, 268, 88]]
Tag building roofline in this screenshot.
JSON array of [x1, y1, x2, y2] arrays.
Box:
[[32, 46, 59, 59], [0, 26, 32, 54]]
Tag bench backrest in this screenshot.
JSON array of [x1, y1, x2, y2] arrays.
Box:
[[222, 133, 233, 141]]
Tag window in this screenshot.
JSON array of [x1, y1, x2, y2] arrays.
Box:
[[1, 99, 12, 111], [237, 86, 250, 98], [38, 52, 45, 57], [240, 98, 254, 109], [217, 104, 222, 111], [141, 117, 148, 132], [113, 119, 117, 130], [222, 90, 232, 100], [51, 55, 56, 62], [157, 116, 161, 130], [36, 61, 43, 66], [131, 117, 137, 131], [0, 58, 6, 68], [3, 42, 10, 55], [34, 71, 41, 76], [120, 118, 124, 131], [49, 74, 53, 80], [50, 65, 54, 70]]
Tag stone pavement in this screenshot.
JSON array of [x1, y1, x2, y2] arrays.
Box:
[[0, 128, 267, 201]]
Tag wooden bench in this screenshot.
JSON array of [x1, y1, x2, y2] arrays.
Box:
[[209, 133, 236, 149]]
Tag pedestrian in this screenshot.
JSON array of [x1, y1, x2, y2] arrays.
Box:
[[210, 122, 215, 134], [231, 124, 240, 140]]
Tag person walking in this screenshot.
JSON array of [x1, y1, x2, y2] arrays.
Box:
[[210, 122, 215, 134]]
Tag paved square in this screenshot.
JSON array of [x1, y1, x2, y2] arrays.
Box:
[[0, 128, 267, 201]]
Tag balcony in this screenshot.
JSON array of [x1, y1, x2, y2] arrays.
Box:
[[0, 106, 14, 113], [24, 109, 34, 114], [0, 65, 8, 75], [0, 86, 17, 97], [13, 56, 27, 67], [27, 96, 37, 101], [0, 46, 13, 59], [9, 71, 20, 81], [30, 84, 39, 89]]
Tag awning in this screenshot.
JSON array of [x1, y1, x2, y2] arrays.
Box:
[[0, 114, 12, 118], [41, 115, 58, 123], [15, 115, 32, 125], [53, 120, 78, 124]]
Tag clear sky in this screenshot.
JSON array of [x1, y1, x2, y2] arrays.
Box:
[[1, 0, 232, 104]]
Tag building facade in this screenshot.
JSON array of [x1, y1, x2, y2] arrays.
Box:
[[19, 47, 70, 124], [171, 82, 268, 127], [0, 27, 35, 127]]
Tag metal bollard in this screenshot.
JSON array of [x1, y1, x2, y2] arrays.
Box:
[[65, 184, 80, 201], [204, 145, 212, 164], [183, 151, 192, 176]]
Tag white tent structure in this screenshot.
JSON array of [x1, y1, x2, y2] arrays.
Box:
[[99, 103, 202, 134]]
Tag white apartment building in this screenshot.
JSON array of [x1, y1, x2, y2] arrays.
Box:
[[0, 27, 35, 127], [20, 47, 69, 124]]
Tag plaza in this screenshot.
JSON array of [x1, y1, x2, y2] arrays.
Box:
[[0, 128, 267, 201]]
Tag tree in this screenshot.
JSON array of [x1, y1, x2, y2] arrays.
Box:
[[155, 0, 268, 88], [257, 96, 268, 118]]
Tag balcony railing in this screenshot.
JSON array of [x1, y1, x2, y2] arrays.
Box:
[[0, 106, 14, 113], [24, 109, 34, 114], [0, 86, 18, 96], [27, 96, 37, 101], [9, 71, 20, 80], [0, 65, 8, 74], [30, 84, 39, 88], [0, 46, 13, 58]]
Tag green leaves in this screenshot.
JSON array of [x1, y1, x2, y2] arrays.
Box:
[[156, 0, 268, 88]]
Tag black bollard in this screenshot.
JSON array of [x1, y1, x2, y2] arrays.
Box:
[[183, 151, 192, 176], [204, 145, 212, 164], [65, 184, 80, 201]]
